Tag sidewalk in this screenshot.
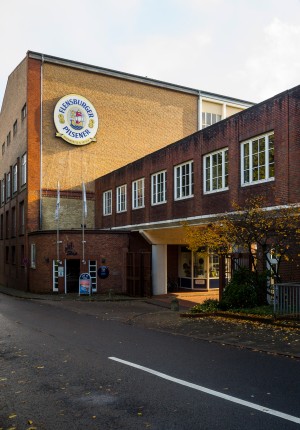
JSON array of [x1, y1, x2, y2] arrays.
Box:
[[1, 285, 300, 359]]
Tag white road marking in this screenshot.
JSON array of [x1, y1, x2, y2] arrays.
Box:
[[109, 356, 300, 425]]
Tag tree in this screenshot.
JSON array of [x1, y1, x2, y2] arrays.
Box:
[[184, 196, 300, 304]]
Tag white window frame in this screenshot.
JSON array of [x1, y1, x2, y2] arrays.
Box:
[[204, 148, 228, 194], [174, 160, 194, 200], [21, 153, 27, 186], [241, 132, 275, 186], [151, 170, 167, 206], [13, 164, 18, 194], [116, 184, 127, 213], [132, 178, 145, 209], [89, 260, 97, 292], [103, 190, 112, 216], [53, 260, 59, 291], [202, 112, 222, 129]]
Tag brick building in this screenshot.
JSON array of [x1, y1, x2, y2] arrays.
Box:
[[0, 51, 252, 293], [95, 85, 300, 296]]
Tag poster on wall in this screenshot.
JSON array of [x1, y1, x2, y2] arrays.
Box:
[[54, 94, 99, 146], [79, 273, 91, 296]]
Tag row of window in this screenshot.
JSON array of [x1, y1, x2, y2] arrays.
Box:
[[0, 201, 25, 240], [2, 104, 27, 156], [4, 244, 25, 266], [103, 132, 275, 215], [202, 112, 222, 129], [1, 153, 27, 205]]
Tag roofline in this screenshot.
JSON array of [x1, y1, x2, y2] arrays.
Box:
[[27, 51, 254, 106]]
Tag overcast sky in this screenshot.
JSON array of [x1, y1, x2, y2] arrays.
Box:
[[1, 0, 300, 107]]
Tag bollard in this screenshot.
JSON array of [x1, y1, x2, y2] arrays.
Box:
[[171, 297, 179, 311], [108, 289, 114, 300]]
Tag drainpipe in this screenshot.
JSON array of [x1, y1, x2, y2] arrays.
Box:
[[39, 55, 44, 230], [198, 91, 202, 130]]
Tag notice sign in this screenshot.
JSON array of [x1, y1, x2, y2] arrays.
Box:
[[79, 273, 91, 296]]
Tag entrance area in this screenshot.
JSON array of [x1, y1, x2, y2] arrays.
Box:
[[66, 259, 81, 293]]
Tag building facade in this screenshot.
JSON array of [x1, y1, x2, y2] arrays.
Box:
[[0, 51, 252, 293], [95, 85, 300, 295]]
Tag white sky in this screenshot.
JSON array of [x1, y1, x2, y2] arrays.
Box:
[[1, 0, 300, 106]]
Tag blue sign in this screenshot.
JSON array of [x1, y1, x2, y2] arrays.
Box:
[[98, 266, 109, 279]]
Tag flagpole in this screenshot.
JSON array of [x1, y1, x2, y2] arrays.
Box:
[[82, 182, 87, 265], [55, 181, 61, 264]]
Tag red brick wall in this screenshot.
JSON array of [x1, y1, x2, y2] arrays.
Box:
[[28, 230, 130, 293], [95, 86, 300, 228]]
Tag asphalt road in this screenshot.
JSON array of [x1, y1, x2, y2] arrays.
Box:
[[0, 294, 300, 430]]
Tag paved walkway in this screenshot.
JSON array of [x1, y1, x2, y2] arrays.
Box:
[[0, 285, 300, 359]]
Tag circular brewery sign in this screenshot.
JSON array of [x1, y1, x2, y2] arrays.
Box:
[[54, 94, 99, 146]]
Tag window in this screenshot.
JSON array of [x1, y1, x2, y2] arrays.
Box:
[[11, 207, 16, 237], [19, 201, 25, 235], [13, 120, 18, 136], [202, 112, 222, 128], [7, 132, 11, 147], [13, 164, 18, 193], [132, 178, 145, 209], [103, 190, 112, 216], [241, 132, 274, 185], [6, 172, 11, 200], [151, 170, 167, 205], [5, 246, 9, 264], [2, 143, 5, 155], [21, 153, 27, 185], [5, 211, 9, 238], [0, 214, 3, 240], [174, 160, 194, 200], [30, 244, 36, 269], [89, 260, 97, 292], [53, 260, 59, 291], [1, 179, 4, 204], [204, 148, 228, 193], [12, 246, 16, 265], [116, 184, 127, 213], [21, 104, 27, 121]]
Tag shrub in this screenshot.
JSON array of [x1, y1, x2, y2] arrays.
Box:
[[190, 298, 220, 313], [220, 267, 258, 310]]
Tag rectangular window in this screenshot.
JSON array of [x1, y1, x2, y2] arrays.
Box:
[[89, 260, 97, 292], [6, 172, 11, 200], [174, 160, 194, 200], [103, 190, 112, 216], [204, 148, 228, 193], [151, 170, 167, 205], [53, 260, 59, 291], [202, 112, 222, 129], [2, 143, 5, 155], [19, 201, 25, 235], [21, 153, 27, 186], [0, 214, 3, 240], [5, 210, 9, 239], [20, 245, 25, 266], [116, 184, 127, 213], [241, 132, 275, 186], [21, 104, 27, 121], [30, 244, 36, 269], [12, 246, 16, 265], [13, 164, 18, 194], [11, 207, 16, 237], [1, 179, 4, 204], [13, 120, 18, 136], [7, 132, 11, 146], [5, 246, 9, 264], [132, 178, 145, 209]]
